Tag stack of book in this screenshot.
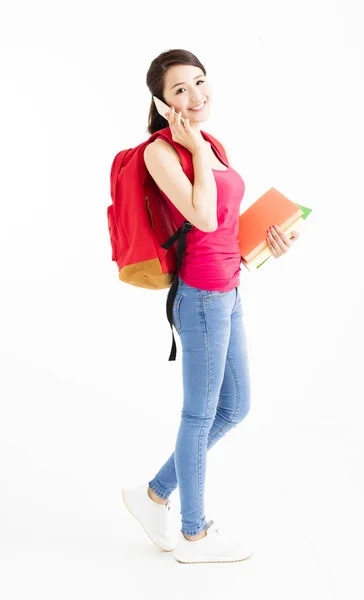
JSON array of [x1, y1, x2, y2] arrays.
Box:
[[238, 187, 312, 270]]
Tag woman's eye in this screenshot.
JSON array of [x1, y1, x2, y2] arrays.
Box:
[[176, 80, 205, 94]]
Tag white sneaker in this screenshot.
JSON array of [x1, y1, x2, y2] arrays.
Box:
[[122, 482, 178, 552], [171, 519, 254, 564]]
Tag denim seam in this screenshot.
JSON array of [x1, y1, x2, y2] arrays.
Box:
[[207, 353, 240, 447], [232, 287, 238, 312], [182, 524, 208, 535], [148, 481, 170, 500], [173, 293, 184, 332], [227, 353, 241, 424], [198, 293, 211, 532]]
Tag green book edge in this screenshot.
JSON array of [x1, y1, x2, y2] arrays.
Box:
[[255, 203, 312, 269]]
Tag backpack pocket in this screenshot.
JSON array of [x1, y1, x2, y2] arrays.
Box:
[[107, 204, 119, 261]]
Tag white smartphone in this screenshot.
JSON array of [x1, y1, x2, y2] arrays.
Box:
[[153, 95, 185, 123]]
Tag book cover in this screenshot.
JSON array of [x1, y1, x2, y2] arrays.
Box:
[[238, 187, 312, 270]]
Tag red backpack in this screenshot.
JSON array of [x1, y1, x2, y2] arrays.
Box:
[[107, 125, 229, 361]]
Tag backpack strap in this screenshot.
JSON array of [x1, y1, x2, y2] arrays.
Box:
[[161, 221, 193, 361], [149, 128, 192, 176], [150, 127, 229, 170], [200, 131, 229, 164]]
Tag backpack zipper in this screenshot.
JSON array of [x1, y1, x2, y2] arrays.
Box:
[[158, 196, 176, 241], [145, 196, 155, 231]]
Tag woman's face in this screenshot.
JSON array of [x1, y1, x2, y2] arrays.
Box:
[[162, 64, 212, 122]]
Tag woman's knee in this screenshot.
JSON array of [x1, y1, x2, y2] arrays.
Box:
[[232, 395, 251, 424], [181, 411, 215, 431]]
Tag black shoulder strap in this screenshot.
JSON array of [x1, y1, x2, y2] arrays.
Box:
[[161, 221, 192, 361]]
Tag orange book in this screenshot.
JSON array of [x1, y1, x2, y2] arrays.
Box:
[[238, 187, 311, 270]]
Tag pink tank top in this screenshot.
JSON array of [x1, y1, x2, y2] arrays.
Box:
[[155, 136, 245, 292]]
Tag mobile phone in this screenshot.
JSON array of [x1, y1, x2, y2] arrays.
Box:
[[153, 96, 185, 123]]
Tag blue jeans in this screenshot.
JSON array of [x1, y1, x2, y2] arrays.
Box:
[[148, 275, 251, 536]]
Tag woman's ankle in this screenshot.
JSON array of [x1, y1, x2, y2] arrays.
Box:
[[183, 528, 208, 541], [147, 485, 168, 505]]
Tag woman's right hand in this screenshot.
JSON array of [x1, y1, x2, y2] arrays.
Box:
[[165, 106, 206, 155]]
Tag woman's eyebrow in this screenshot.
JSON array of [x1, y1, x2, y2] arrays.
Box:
[[170, 74, 204, 90]]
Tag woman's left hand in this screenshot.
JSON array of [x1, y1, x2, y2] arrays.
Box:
[[266, 224, 300, 258]]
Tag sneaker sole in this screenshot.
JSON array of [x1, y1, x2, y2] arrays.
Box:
[[121, 489, 176, 553], [172, 537, 254, 564], [173, 553, 253, 564], [173, 555, 253, 564]]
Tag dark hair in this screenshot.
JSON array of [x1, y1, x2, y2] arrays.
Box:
[[145, 48, 207, 136]]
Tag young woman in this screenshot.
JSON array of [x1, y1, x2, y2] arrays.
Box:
[[122, 48, 298, 565]]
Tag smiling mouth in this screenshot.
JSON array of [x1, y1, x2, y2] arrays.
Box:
[[189, 101, 207, 111]]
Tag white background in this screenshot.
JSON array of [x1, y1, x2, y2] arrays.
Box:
[[1, 0, 363, 597]]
